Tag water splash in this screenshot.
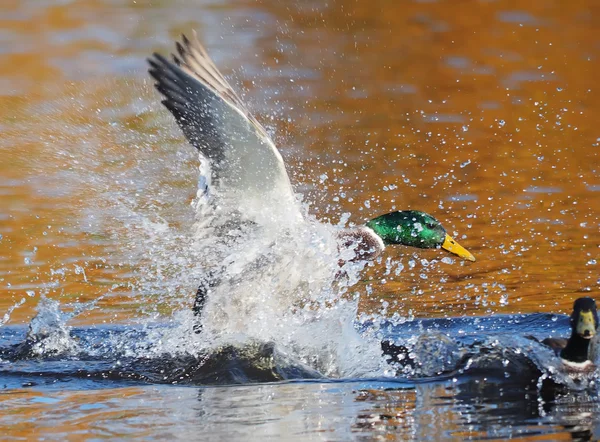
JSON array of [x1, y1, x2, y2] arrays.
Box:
[[124, 155, 388, 378], [3, 82, 595, 387], [10, 297, 85, 358]]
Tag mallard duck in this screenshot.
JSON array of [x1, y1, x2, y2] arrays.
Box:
[[149, 33, 476, 329], [148, 33, 475, 329], [542, 297, 598, 370], [147, 32, 475, 265]]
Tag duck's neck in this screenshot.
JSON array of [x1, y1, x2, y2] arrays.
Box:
[[560, 333, 592, 363], [338, 226, 385, 261]]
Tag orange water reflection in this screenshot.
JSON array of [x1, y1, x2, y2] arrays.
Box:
[[1, 0, 599, 327]]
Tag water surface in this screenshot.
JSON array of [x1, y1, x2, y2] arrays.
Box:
[[1, 0, 600, 439]]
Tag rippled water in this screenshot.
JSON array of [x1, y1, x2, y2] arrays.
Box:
[[1, 311, 600, 440], [2, 0, 600, 440]]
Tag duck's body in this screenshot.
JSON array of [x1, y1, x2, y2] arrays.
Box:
[[148, 33, 475, 328], [542, 297, 598, 371]]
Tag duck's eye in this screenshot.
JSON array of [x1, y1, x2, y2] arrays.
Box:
[[425, 222, 436, 229]]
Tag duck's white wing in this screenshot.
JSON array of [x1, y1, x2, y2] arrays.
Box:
[[148, 32, 297, 215]]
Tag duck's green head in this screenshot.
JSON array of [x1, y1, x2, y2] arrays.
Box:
[[365, 210, 475, 261]]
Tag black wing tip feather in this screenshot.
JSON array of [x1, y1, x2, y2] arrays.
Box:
[[147, 53, 170, 84], [148, 52, 168, 67], [147, 34, 212, 101], [148, 56, 188, 121], [147, 52, 184, 94], [147, 40, 218, 151], [147, 39, 212, 108], [176, 41, 186, 58], [147, 33, 192, 73]]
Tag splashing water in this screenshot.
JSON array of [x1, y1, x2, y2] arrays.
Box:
[[134, 154, 386, 378], [3, 82, 597, 389], [11, 297, 85, 358], [0, 81, 384, 378]]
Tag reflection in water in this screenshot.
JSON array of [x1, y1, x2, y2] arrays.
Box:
[[2, 376, 598, 441], [194, 381, 600, 441]]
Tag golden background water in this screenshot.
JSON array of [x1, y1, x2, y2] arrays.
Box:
[[1, 0, 599, 323]]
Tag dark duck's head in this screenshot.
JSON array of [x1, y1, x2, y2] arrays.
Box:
[[571, 297, 598, 340], [560, 297, 599, 366]]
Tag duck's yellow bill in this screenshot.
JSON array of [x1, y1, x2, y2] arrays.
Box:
[[441, 234, 476, 262]]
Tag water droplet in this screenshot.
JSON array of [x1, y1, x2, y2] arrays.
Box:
[[24, 257, 32, 265], [26, 290, 35, 297]]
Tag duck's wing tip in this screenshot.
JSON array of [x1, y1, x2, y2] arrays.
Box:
[[170, 32, 253, 118], [147, 32, 273, 143], [147, 50, 213, 150], [148, 32, 296, 200]]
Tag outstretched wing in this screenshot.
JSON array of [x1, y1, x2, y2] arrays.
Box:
[[148, 32, 296, 204]]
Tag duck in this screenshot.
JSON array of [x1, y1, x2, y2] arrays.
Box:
[[542, 297, 599, 370], [147, 32, 475, 325], [147, 32, 475, 264]]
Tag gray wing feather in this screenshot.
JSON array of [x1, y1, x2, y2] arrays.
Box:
[[148, 32, 294, 198]]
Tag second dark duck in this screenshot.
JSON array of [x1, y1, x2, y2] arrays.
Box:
[[543, 297, 599, 370]]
